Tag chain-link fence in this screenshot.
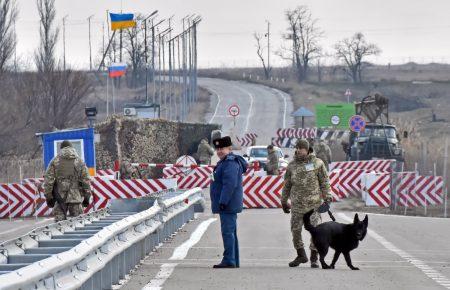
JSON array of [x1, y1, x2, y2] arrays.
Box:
[[0, 159, 44, 184]]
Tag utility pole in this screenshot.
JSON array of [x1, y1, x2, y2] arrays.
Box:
[[143, 11, 158, 104], [88, 15, 94, 71], [63, 15, 68, 70]]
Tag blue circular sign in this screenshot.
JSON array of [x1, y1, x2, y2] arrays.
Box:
[[349, 115, 366, 132]]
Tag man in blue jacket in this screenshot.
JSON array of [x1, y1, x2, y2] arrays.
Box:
[[210, 136, 248, 269]]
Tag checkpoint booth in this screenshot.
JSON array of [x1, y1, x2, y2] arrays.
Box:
[[36, 128, 97, 176]]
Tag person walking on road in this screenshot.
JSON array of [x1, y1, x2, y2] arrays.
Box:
[[313, 138, 332, 169], [44, 141, 92, 222], [197, 138, 215, 165], [210, 136, 248, 268], [281, 139, 333, 268], [266, 145, 280, 175]]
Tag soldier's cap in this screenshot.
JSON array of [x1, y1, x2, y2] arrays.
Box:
[[295, 139, 310, 150], [213, 136, 232, 149], [60, 140, 73, 149]]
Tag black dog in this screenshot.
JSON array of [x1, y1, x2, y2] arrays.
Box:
[[303, 209, 368, 270]]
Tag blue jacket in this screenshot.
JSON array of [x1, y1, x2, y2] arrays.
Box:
[[210, 152, 248, 214]]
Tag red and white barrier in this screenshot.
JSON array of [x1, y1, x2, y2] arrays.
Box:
[[363, 173, 391, 207], [177, 167, 213, 190], [243, 175, 284, 208], [0, 178, 176, 219], [237, 133, 258, 147], [276, 128, 317, 139], [329, 160, 395, 172], [329, 170, 341, 202]]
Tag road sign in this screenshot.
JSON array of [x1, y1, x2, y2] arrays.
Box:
[[228, 104, 240, 117], [331, 115, 340, 126], [349, 115, 366, 132]]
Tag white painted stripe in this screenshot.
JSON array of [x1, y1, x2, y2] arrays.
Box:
[[170, 218, 217, 260], [235, 86, 254, 134], [338, 213, 450, 289], [207, 88, 221, 124], [272, 89, 287, 129], [141, 263, 178, 290], [141, 218, 217, 290]]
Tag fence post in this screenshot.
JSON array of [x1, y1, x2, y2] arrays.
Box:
[[443, 138, 448, 218]]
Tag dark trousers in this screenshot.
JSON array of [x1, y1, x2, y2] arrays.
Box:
[[219, 213, 239, 267]]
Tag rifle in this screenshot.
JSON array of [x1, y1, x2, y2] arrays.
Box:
[[52, 181, 68, 220]]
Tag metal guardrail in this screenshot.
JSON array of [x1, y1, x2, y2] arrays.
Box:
[[0, 188, 205, 290]]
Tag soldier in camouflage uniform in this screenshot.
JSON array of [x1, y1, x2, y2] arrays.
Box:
[[281, 139, 332, 268], [197, 138, 215, 165], [44, 141, 92, 222], [313, 138, 332, 169], [266, 145, 279, 175], [120, 159, 140, 179]]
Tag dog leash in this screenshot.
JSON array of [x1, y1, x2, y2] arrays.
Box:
[[327, 210, 336, 222], [318, 202, 336, 222]]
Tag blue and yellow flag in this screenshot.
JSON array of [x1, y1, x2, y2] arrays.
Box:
[[110, 13, 136, 30]]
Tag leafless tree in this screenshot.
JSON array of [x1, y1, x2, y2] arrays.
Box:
[[0, 0, 18, 73], [279, 6, 322, 83], [334, 32, 381, 83], [253, 32, 270, 79], [35, 0, 59, 73], [124, 15, 146, 88]]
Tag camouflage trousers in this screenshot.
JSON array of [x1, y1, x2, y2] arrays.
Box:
[[290, 210, 322, 250], [53, 203, 83, 222]]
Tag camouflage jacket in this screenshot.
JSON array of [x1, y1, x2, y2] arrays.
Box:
[[281, 153, 332, 213], [266, 149, 279, 173], [120, 160, 140, 179], [197, 140, 214, 162], [313, 141, 332, 165], [44, 147, 91, 203]]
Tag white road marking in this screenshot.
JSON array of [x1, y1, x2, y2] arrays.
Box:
[[141, 263, 178, 290], [233, 85, 254, 134], [141, 218, 217, 290], [339, 213, 450, 289], [272, 88, 287, 128], [207, 88, 221, 124], [0, 218, 51, 236]]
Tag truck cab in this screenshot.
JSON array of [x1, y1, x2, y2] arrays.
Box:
[[349, 123, 404, 161]]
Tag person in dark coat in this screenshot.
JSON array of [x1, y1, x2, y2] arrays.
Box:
[[210, 136, 248, 268]]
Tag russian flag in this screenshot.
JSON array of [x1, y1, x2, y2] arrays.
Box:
[[109, 63, 127, 78], [110, 13, 136, 30]]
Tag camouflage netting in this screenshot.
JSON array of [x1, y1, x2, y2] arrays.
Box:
[[95, 116, 220, 174]]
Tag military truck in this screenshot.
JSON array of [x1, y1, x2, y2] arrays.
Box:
[[344, 93, 406, 162]]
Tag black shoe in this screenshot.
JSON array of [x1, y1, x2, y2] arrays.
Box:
[[213, 263, 236, 269], [289, 248, 308, 267]]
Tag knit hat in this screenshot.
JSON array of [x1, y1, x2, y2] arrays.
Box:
[[295, 139, 309, 150]]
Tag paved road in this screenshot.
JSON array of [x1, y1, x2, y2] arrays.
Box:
[[199, 78, 295, 145], [123, 78, 450, 289], [0, 218, 53, 244]]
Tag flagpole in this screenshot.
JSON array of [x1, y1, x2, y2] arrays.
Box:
[[112, 77, 116, 114], [106, 72, 109, 117]]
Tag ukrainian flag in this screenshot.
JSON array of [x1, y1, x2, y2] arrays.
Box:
[[110, 13, 136, 30]]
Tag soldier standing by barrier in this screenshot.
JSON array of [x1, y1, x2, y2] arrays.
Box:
[[281, 139, 332, 268], [44, 141, 92, 221], [313, 138, 332, 169], [210, 136, 248, 268], [120, 159, 140, 179], [266, 145, 279, 175], [197, 138, 215, 165]]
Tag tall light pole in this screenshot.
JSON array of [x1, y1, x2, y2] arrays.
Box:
[[143, 10, 158, 104], [63, 15, 68, 70], [150, 19, 164, 104], [265, 20, 270, 78], [87, 15, 94, 71]]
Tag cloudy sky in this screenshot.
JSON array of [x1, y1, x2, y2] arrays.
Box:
[[14, 0, 450, 69]]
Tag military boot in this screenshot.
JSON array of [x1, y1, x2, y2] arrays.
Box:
[[288, 248, 308, 267], [310, 250, 319, 268]]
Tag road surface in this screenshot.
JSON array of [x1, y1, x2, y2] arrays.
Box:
[[123, 78, 450, 289]]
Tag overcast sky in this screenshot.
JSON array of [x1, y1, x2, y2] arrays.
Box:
[[14, 0, 450, 69]]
